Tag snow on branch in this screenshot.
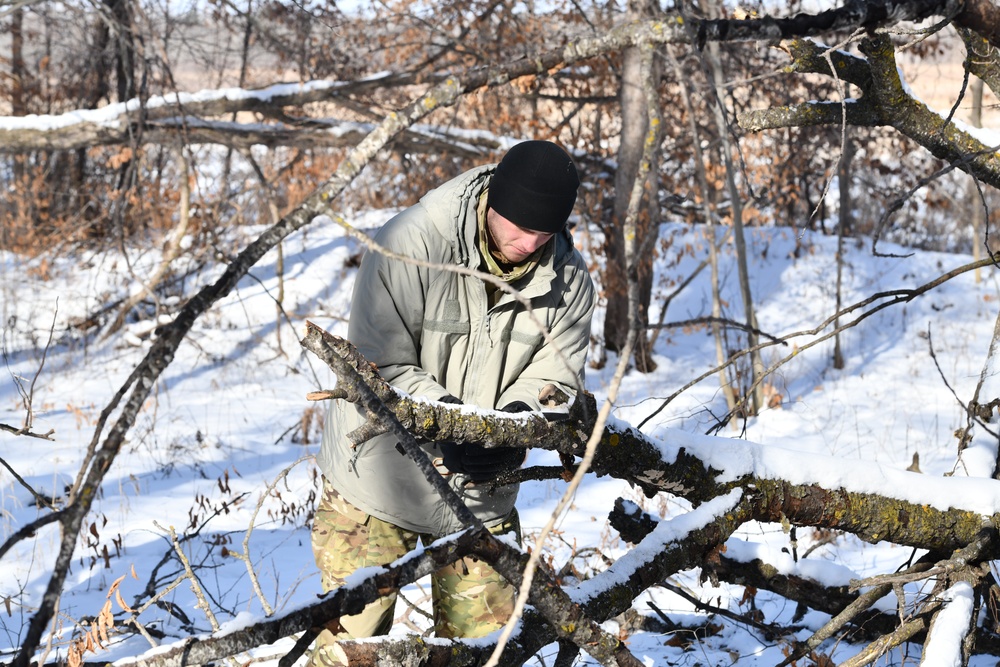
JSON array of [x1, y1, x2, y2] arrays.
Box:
[[304, 328, 1000, 555], [2, 1, 988, 154]]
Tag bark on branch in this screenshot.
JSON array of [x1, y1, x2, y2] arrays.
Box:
[[306, 332, 1000, 555], [739, 33, 1000, 189]]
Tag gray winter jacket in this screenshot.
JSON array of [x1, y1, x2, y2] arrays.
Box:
[[317, 164, 596, 536]]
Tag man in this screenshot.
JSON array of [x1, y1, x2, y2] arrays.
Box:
[[311, 140, 596, 664]]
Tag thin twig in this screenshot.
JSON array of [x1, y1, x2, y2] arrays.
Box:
[[157, 523, 222, 633], [639, 256, 998, 430], [649, 316, 787, 344], [837, 614, 930, 667], [0, 456, 57, 509], [230, 457, 314, 617]]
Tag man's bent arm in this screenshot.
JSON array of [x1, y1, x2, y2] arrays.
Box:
[[498, 265, 596, 410], [348, 211, 454, 402]]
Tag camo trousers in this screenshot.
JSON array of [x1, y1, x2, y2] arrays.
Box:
[[308, 478, 519, 667]]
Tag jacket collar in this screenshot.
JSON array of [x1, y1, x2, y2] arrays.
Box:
[[419, 164, 574, 297]]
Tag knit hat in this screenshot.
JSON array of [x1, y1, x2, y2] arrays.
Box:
[[487, 141, 580, 234]]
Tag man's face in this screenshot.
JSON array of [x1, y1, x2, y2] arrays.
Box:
[[486, 208, 555, 264]]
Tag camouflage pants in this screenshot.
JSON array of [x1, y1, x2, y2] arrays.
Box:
[[308, 478, 519, 667]]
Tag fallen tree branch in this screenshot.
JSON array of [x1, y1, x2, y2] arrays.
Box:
[[333, 493, 753, 665], [303, 334, 1000, 554], [112, 528, 491, 667]]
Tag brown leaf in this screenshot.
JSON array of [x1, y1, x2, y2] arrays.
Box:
[[68, 645, 83, 667], [810, 650, 835, 667], [739, 586, 757, 606], [115, 587, 135, 613], [108, 573, 127, 597]]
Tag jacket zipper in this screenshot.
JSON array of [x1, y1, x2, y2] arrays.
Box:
[[467, 281, 493, 400]]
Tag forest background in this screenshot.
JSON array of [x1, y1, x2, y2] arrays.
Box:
[[5, 0, 1000, 666]]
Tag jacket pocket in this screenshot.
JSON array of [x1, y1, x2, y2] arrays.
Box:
[[424, 299, 471, 336]]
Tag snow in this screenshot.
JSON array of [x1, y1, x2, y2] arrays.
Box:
[[570, 490, 744, 604], [922, 582, 975, 667], [0, 80, 348, 131], [2, 212, 1000, 667], [655, 427, 1000, 514]]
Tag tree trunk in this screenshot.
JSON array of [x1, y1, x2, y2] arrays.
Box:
[[968, 78, 985, 284], [105, 0, 137, 103], [602, 0, 658, 372], [669, 47, 738, 423], [704, 39, 765, 414], [10, 8, 26, 117], [833, 132, 854, 370], [8, 7, 26, 247]]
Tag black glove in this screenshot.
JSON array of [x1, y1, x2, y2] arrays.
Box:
[[459, 442, 525, 482], [501, 401, 532, 414], [436, 395, 465, 473], [439, 440, 524, 482], [455, 401, 530, 482], [438, 401, 529, 482]]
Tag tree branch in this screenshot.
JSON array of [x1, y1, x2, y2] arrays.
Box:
[[111, 528, 493, 667], [738, 33, 1000, 189], [304, 332, 1000, 557], [694, 0, 962, 46]]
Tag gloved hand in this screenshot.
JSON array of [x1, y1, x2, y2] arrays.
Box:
[[457, 401, 530, 482], [436, 395, 465, 474], [500, 401, 532, 413], [438, 401, 529, 482], [459, 442, 526, 482], [439, 440, 524, 482], [437, 442, 461, 471]]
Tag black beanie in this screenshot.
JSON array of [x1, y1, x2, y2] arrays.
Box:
[[487, 140, 580, 234]]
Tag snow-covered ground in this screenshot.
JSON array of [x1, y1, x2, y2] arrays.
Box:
[[2, 213, 998, 666]]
